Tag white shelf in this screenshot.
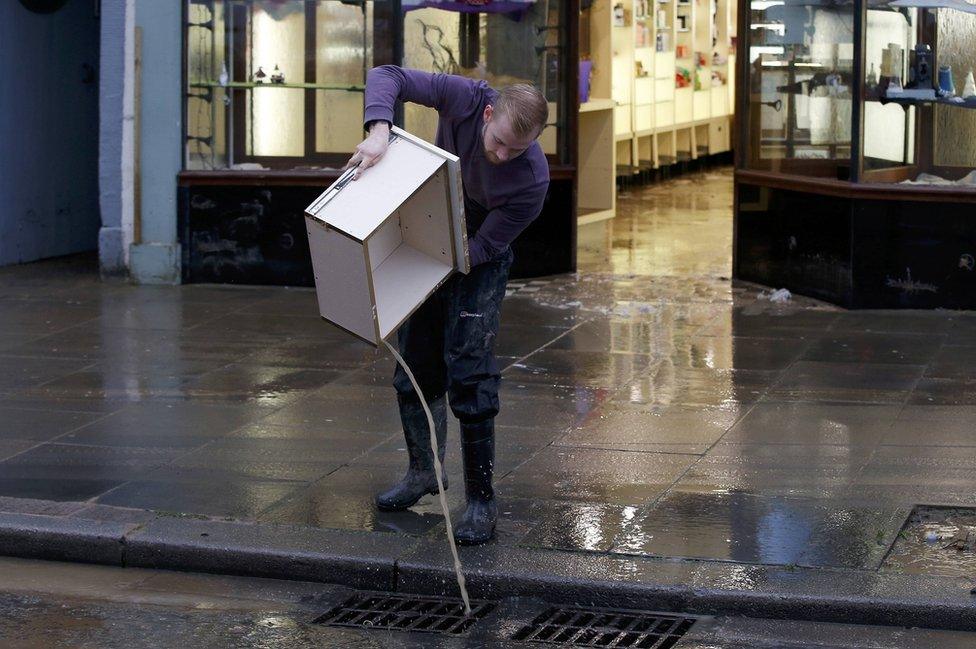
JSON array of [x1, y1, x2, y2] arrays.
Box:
[[580, 98, 616, 112], [578, 208, 616, 225]]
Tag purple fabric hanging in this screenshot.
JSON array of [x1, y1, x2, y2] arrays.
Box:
[[402, 0, 535, 16]]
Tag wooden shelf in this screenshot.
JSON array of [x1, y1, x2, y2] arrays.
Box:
[[877, 94, 976, 111], [578, 208, 616, 225], [580, 98, 616, 112], [188, 81, 365, 92]]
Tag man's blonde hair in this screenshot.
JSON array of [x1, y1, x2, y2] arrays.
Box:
[[494, 84, 549, 139]]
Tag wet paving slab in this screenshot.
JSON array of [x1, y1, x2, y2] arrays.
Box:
[[0, 356, 95, 392], [504, 349, 657, 390], [767, 361, 926, 404], [612, 492, 911, 570], [498, 446, 697, 506], [258, 394, 403, 432], [556, 404, 741, 454], [799, 332, 946, 366], [618, 366, 778, 408], [907, 378, 976, 405], [0, 406, 106, 443], [94, 469, 306, 519], [55, 400, 279, 449], [721, 402, 899, 446], [925, 345, 976, 380]]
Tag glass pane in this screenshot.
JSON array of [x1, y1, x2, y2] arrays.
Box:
[[245, 2, 307, 158], [315, 1, 372, 157], [934, 9, 976, 174], [184, 0, 372, 171], [186, 1, 228, 169], [862, 6, 916, 178], [401, 0, 564, 160], [744, 0, 854, 177]]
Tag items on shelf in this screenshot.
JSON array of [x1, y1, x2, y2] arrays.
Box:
[[656, 31, 671, 52], [270, 65, 285, 85], [254, 66, 267, 83], [676, 66, 692, 88], [635, 23, 651, 47], [887, 74, 904, 95], [881, 43, 903, 78], [613, 2, 626, 26], [963, 69, 976, 99], [635, 60, 649, 77], [676, 44, 690, 58], [937, 65, 955, 97], [888, 43, 936, 99], [656, 8, 667, 28], [866, 62, 878, 91], [908, 43, 933, 88]]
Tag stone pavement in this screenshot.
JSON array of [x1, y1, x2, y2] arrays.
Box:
[[1, 170, 976, 630]]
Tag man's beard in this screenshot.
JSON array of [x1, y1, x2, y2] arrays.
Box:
[[482, 123, 502, 165]]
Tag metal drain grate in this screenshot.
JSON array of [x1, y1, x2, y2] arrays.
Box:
[[512, 606, 697, 647], [314, 593, 496, 635]]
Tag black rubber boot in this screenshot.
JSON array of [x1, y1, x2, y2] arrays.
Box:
[[453, 419, 497, 545], [375, 394, 448, 511]]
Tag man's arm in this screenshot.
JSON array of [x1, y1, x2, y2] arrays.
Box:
[[468, 179, 549, 267], [346, 65, 483, 179], [363, 65, 484, 126]]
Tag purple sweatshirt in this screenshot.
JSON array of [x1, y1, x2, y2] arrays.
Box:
[[363, 65, 550, 267]]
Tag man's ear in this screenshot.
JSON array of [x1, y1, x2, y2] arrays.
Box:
[[483, 104, 493, 123]]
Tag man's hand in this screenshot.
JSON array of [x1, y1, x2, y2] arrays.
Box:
[[344, 121, 390, 180]]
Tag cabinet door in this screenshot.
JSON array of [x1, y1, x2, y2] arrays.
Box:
[[655, 101, 674, 128], [635, 77, 654, 105], [709, 118, 730, 153], [710, 86, 728, 117], [693, 90, 710, 121]]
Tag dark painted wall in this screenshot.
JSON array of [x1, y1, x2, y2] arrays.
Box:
[[736, 183, 976, 309], [0, 0, 100, 266], [180, 179, 576, 286]]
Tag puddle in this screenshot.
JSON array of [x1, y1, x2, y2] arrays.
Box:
[[881, 506, 976, 578]]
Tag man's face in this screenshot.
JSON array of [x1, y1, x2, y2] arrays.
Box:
[[481, 105, 538, 165]]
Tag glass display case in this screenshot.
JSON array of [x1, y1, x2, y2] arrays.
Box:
[[734, 0, 976, 309], [185, 0, 374, 170], [740, 0, 976, 184]]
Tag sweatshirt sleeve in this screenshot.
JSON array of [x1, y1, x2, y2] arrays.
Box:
[[363, 65, 484, 128], [467, 177, 549, 267]]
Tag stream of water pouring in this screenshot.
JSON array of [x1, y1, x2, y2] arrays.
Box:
[[384, 340, 472, 616]]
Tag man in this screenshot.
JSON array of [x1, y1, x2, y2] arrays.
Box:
[[344, 65, 550, 545]]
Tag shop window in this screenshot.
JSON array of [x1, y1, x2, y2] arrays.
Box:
[[400, 0, 567, 161], [185, 0, 373, 171], [743, 0, 854, 178], [184, 0, 569, 171]]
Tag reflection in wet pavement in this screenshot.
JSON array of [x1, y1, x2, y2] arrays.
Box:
[[1, 168, 976, 575]]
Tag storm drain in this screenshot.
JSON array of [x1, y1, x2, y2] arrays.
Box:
[[512, 606, 697, 647], [313, 593, 496, 635]]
